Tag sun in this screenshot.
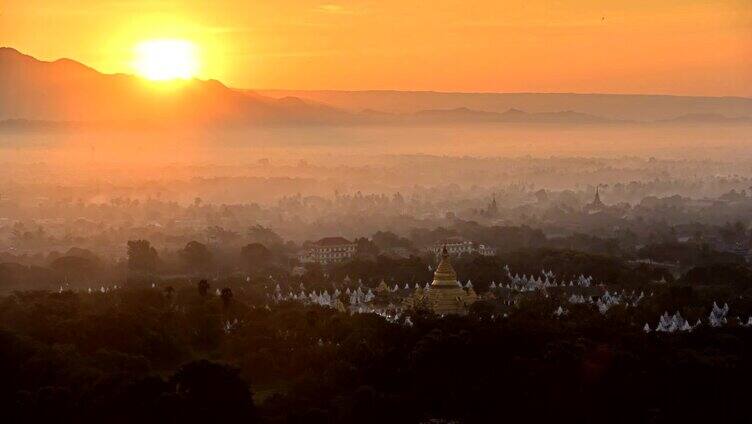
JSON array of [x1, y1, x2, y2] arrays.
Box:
[[133, 39, 200, 81]]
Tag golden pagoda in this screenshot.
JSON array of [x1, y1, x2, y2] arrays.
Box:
[[376, 279, 389, 293], [403, 284, 428, 310], [427, 246, 475, 315]]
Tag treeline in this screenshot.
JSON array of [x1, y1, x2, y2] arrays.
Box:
[[1, 220, 749, 293], [1, 244, 748, 295], [2, 284, 752, 422]]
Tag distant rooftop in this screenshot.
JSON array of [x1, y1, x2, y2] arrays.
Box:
[[315, 237, 353, 246]]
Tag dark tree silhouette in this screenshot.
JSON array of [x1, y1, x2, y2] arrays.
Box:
[[49, 255, 100, 282], [371, 230, 413, 250], [164, 285, 175, 300], [220, 287, 233, 308], [198, 279, 210, 297], [178, 241, 213, 275], [247, 224, 283, 246], [127, 240, 159, 274], [240, 243, 272, 272], [170, 360, 256, 422], [354, 237, 379, 259]]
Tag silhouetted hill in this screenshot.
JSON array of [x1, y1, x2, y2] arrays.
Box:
[[3, 48, 751, 128], [257, 89, 752, 122], [0, 119, 74, 133], [0, 47, 350, 126], [659, 113, 752, 124], [411, 107, 615, 124]]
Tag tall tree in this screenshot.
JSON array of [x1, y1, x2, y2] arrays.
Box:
[[127, 240, 159, 274], [247, 224, 283, 247], [220, 287, 233, 308], [179, 241, 213, 275], [240, 243, 273, 274], [354, 237, 379, 259]]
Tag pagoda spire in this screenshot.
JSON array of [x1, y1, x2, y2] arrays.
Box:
[[427, 244, 474, 315], [432, 245, 457, 287], [591, 185, 604, 207]]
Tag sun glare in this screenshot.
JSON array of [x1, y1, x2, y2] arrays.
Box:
[[133, 39, 199, 81]]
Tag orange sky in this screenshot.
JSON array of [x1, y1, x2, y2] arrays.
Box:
[[2, 0, 751, 96]]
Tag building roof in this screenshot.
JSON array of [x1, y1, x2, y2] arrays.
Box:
[[315, 236, 353, 246], [440, 236, 468, 245]]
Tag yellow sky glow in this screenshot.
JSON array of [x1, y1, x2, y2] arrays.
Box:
[[1, 0, 750, 96]]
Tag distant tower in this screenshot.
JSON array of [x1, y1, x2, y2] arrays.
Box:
[[488, 194, 498, 215], [592, 186, 604, 208], [585, 185, 606, 213], [482, 194, 498, 217]]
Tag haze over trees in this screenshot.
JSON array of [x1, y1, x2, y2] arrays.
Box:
[[1, 35, 752, 424], [127, 240, 159, 276]]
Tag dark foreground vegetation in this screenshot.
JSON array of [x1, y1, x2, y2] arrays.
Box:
[[2, 279, 752, 423]]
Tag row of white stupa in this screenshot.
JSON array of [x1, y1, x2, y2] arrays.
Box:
[[75, 281, 747, 335], [273, 286, 409, 325], [552, 301, 747, 333], [568, 290, 649, 313], [60, 285, 120, 294], [63, 266, 592, 298], [71, 284, 235, 297], [269, 266, 598, 313], [274, 285, 376, 306], [285, 266, 591, 292], [506, 272, 593, 289], [273, 279, 599, 309], [272, 270, 594, 301], [644, 302, 739, 332]]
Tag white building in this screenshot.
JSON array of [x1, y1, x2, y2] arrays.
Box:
[[299, 237, 357, 265]]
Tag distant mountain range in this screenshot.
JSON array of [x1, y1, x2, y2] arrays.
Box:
[[411, 107, 615, 124], [258, 90, 752, 123], [658, 113, 752, 124], [1, 47, 751, 129], [0, 47, 347, 127]]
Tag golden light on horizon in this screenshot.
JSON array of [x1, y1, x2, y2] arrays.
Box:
[[132, 39, 200, 81], [1, 1, 750, 95]]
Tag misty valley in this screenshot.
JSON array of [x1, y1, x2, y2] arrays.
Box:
[[2, 9, 752, 421]]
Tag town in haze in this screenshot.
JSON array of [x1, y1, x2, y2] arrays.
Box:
[[1, 1, 752, 423]]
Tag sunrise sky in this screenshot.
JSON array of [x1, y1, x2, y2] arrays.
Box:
[[1, 0, 751, 96]]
